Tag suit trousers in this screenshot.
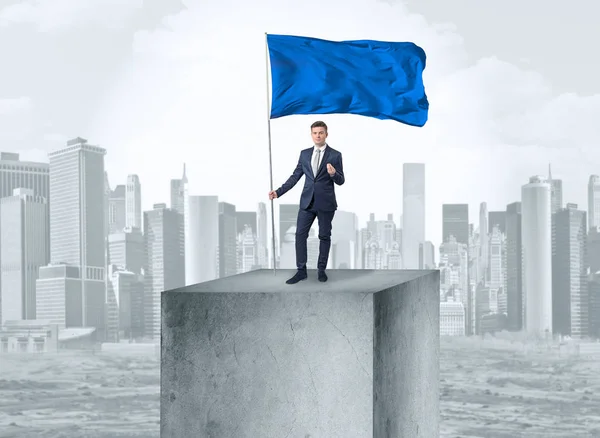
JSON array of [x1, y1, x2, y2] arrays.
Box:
[[295, 198, 335, 272]]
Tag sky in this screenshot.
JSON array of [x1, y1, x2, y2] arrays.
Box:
[[1, 0, 599, 248]]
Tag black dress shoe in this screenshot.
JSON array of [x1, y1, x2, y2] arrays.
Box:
[[318, 270, 328, 282], [286, 270, 307, 284]]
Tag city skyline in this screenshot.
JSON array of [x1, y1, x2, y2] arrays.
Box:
[[5, 146, 600, 252]]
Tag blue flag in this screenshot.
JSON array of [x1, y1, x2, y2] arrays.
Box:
[[267, 34, 429, 127]]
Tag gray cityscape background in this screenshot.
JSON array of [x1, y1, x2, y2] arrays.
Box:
[[3, 149, 600, 342], [1, 0, 600, 436]]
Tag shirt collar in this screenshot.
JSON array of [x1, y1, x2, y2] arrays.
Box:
[[314, 143, 327, 152]]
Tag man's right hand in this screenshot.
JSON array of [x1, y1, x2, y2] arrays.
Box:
[[268, 190, 278, 200]]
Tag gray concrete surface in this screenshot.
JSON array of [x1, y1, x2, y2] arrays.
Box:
[[374, 271, 440, 438], [161, 269, 439, 437]]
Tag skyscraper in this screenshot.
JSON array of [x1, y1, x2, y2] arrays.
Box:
[[236, 211, 257, 237], [108, 227, 144, 275], [256, 202, 269, 268], [488, 225, 504, 291], [104, 172, 111, 237], [487, 211, 506, 235], [419, 241, 435, 269], [521, 176, 552, 336], [279, 204, 299, 252], [170, 164, 187, 283], [108, 185, 126, 234], [505, 202, 523, 331], [0, 152, 50, 301], [442, 204, 469, 245], [331, 210, 359, 269], [0, 152, 49, 200], [479, 202, 489, 285], [552, 204, 587, 338], [186, 196, 219, 284], [143, 203, 184, 340], [125, 174, 142, 229], [0, 188, 48, 323], [588, 175, 600, 230], [170, 165, 186, 215], [402, 163, 425, 269], [548, 164, 563, 214], [219, 202, 237, 278], [36, 137, 107, 331]]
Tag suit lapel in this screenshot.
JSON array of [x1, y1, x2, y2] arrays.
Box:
[[316, 146, 330, 178]]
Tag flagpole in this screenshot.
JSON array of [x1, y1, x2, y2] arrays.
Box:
[[265, 32, 277, 274]]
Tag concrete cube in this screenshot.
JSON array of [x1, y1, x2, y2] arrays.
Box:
[[161, 269, 439, 437]]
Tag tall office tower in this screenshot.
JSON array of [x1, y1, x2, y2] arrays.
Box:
[[364, 213, 397, 253], [402, 163, 425, 269], [218, 202, 237, 278], [552, 204, 587, 338], [106, 265, 144, 342], [439, 236, 469, 304], [0, 152, 50, 301], [505, 202, 523, 331], [589, 175, 600, 230], [588, 227, 600, 272], [36, 137, 106, 332], [256, 202, 268, 268], [125, 174, 142, 229], [169, 164, 186, 215], [331, 210, 359, 269], [488, 225, 504, 290], [143, 203, 184, 340], [439, 236, 469, 333], [386, 241, 402, 269], [108, 184, 126, 234], [104, 172, 111, 237], [279, 204, 299, 251], [0, 188, 48, 323], [108, 227, 144, 275], [279, 225, 297, 269], [380, 214, 397, 252], [419, 241, 435, 269], [238, 225, 258, 273], [588, 273, 600, 339], [170, 164, 187, 283], [488, 211, 506, 235], [363, 237, 384, 269], [442, 204, 469, 245], [548, 164, 563, 214], [186, 196, 219, 284], [358, 227, 370, 269], [237, 211, 257, 237], [182, 166, 189, 274], [0, 152, 50, 199], [521, 176, 552, 336], [479, 202, 489, 284], [236, 211, 258, 273]]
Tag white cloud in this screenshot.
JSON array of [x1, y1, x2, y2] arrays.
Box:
[[84, 0, 600, 247], [0, 0, 143, 31], [0, 96, 31, 114]]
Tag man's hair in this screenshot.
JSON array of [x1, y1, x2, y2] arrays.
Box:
[[311, 121, 328, 132]]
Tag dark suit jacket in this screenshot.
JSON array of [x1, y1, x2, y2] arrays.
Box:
[[275, 145, 345, 211]]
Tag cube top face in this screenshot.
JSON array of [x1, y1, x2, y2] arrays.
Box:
[[164, 269, 438, 294]]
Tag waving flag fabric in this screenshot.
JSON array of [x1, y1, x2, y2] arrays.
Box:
[[267, 34, 429, 127]]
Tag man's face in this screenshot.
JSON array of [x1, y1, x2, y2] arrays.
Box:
[[311, 127, 327, 146]]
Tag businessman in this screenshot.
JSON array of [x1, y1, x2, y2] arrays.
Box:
[[269, 121, 345, 284]]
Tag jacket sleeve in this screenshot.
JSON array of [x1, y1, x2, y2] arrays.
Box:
[[331, 152, 345, 185], [276, 152, 304, 197]]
